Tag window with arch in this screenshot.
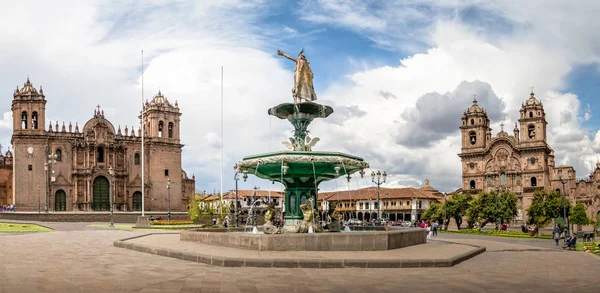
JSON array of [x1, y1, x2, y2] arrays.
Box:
[[31, 111, 38, 129], [158, 121, 164, 137], [96, 146, 104, 163], [500, 173, 506, 185], [470, 180, 476, 189], [21, 111, 28, 129], [529, 112, 533, 118], [168, 122, 173, 138], [470, 119, 474, 125], [530, 177, 537, 187], [555, 188, 561, 193], [479, 118, 482, 123], [528, 125, 535, 139], [469, 131, 477, 145], [55, 149, 62, 161], [134, 153, 140, 165]]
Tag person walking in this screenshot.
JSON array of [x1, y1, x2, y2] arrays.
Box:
[[553, 224, 561, 246], [433, 221, 439, 236]]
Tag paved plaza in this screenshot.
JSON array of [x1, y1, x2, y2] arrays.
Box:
[[0, 221, 599, 293]]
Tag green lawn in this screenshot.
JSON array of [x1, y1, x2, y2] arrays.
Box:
[[0, 222, 54, 233], [442, 228, 553, 239], [576, 241, 600, 256]]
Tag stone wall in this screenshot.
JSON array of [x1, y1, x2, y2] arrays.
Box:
[[0, 212, 189, 223], [181, 228, 427, 251]]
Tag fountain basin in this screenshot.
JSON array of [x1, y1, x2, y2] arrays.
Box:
[[180, 228, 426, 251]]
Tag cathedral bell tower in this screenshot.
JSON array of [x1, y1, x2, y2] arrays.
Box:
[[518, 91, 547, 143], [11, 77, 46, 135], [141, 90, 181, 143], [460, 98, 490, 151]]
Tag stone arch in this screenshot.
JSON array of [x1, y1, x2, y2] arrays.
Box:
[[55, 189, 66, 211], [92, 176, 110, 211], [132, 191, 142, 211], [31, 111, 38, 129], [21, 111, 28, 129]]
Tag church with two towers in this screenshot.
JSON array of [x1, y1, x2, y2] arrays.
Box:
[[6, 78, 195, 212], [458, 91, 600, 225]]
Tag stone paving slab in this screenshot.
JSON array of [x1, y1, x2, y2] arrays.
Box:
[[115, 233, 485, 268]]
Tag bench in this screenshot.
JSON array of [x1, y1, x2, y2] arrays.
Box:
[[577, 231, 596, 242]]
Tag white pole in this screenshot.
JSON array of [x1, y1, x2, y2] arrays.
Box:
[[141, 50, 145, 217], [220, 66, 224, 216]]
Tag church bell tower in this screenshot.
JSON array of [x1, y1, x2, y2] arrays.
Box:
[[518, 91, 547, 143], [460, 98, 490, 151]]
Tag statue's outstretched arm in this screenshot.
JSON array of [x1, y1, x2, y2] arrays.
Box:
[[277, 50, 297, 62]]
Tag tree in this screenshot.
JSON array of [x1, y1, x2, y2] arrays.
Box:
[[465, 191, 518, 229], [497, 191, 518, 224], [526, 190, 572, 236], [570, 202, 589, 231], [445, 192, 473, 230], [421, 203, 443, 223]]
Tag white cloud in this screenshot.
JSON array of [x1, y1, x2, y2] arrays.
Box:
[[2, 0, 600, 195], [312, 10, 600, 191]]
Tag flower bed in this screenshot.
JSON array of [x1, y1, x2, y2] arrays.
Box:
[[150, 219, 195, 226]]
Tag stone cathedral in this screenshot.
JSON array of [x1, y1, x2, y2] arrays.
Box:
[[458, 91, 600, 226], [9, 78, 195, 212]]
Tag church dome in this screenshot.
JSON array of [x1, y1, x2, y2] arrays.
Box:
[[5, 149, 12, 157], [467, 98, 484, 113], [524, 91, 542, 107], [14, 77, 44, 98], [150, 90, 171, 107]]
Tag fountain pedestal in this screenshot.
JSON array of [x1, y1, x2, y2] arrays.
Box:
[[237, 102, 369, 232]]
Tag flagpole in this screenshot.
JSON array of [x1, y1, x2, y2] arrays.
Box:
[[220, 66, 224, 218], [141, 50, 145, 217]]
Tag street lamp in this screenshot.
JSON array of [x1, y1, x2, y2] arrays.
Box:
[[558, 171, 569, 243], [495, 188, 499, 231], [371, 170, 387, 220], [37, 185, 40, 214], [45, 153, 57, 213], [167, 178, 171, 223], [44, 163, 48, 213], [234, 171, 240, 227], [108, 166, 115, 227], [443, 192, 447, 230]]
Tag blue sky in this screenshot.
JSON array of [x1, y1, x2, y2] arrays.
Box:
[[1, 0, 600, 194]]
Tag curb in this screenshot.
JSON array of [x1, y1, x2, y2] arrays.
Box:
[[114, 234, 486, 268]]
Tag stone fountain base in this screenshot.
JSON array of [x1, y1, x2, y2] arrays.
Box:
[[180, 228, 426, 251]]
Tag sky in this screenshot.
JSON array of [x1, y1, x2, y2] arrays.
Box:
[[2, 0, 600, 195]]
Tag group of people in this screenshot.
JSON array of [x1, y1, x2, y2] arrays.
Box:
[[422, 220, 441, 239], [0, 204, 15, 212]]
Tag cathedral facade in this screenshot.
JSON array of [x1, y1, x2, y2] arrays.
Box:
[[458, 92, 600, 226], [9, 78, 195, 212]]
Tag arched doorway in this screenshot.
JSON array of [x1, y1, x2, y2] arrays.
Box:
[[92, 176, 110, 211], [55, 190, 66, 211], [132, 191, 142, 211]]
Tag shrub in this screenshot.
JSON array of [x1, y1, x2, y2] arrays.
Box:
[[150, 220, 194, 226]]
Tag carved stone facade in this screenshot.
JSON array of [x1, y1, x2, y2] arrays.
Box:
[[9, 78, 195, 212], [0, 148, 13, 205], [458, 92, 600, 226]]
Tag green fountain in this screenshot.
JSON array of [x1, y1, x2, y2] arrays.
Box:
[[235, 49, 369, 233]]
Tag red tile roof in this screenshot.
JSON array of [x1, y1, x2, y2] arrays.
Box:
[[318, 186, 442, 202]]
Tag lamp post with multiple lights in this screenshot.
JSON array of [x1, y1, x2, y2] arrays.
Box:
[[167, 178, 171, 223], [371, 170, 387, 220], [108, 166, 115, 227], [558, 171, 570, 243]]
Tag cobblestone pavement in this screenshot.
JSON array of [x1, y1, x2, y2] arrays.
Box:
[[0, 222, 599, 293]]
